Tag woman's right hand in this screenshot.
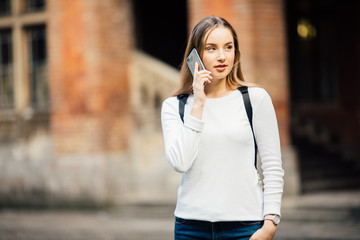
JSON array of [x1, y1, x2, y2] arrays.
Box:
[[190, 62, 212, 120], [192, 62, 212, 106]]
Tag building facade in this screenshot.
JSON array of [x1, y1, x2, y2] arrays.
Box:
[[0, 0, 359, 207]]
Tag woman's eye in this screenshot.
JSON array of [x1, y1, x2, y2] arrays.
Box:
[[208, 47, 215, 51], [226, 45, 233, 50]]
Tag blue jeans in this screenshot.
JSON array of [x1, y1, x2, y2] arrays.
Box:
[[174, 217, 264, 240]]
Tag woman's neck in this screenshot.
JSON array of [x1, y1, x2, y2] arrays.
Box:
[[205, 78, 236, 98]]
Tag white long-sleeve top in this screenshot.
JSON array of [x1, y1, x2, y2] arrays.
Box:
[[161, 87, 284, 222]]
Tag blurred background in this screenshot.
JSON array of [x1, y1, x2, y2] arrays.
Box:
[[0, 0, 359, 238]]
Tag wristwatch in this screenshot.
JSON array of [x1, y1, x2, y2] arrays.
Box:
[[264, 214, 281, 226]]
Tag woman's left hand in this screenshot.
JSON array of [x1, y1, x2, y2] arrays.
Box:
[[250, 220, 277, 240]]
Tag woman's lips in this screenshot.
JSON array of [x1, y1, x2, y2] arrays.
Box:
[[214, 64, 227, 71]]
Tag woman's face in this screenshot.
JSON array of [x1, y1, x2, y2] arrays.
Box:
[[202, 27, 235, 82]]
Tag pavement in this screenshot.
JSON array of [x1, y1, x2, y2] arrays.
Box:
[[0, 190, 360, 240]]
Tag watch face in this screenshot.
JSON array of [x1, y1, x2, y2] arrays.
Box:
[[274, 215, 281, 224]]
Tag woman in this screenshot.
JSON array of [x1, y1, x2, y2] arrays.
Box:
[[161, 15, 284, 240]]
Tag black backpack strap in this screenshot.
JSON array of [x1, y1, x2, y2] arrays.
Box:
[[177, 94, 189, 123], [238, 86, 258, 169]]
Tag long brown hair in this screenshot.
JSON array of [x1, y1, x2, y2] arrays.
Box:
[[173, 15, 256, 96]]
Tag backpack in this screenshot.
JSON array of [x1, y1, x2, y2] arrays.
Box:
[[177, 86, 263, 189]]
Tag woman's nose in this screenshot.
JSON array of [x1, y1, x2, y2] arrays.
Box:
[[217, 50, 225, 61]]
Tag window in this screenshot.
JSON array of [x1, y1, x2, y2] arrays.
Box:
[[28, 25, 48, 109], [0, 29, 13, 109], [26, 0, 45, 12], [0, 0, 48, 112], [0, 0, 11, 16]]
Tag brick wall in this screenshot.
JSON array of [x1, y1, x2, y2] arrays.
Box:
[[48, 0, 134, 153]]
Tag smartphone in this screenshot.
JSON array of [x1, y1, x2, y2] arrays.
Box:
[[186, 48, 205, 76]]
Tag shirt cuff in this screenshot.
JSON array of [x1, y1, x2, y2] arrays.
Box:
[[184, 115, 205, 132], [263, 202, 282, 218]]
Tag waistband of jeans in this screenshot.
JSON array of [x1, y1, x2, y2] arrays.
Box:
[[175, 217, 264, 227]]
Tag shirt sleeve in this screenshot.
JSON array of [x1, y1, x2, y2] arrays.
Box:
[[161, 97, 205, 173], [252, 90, 285, 217]]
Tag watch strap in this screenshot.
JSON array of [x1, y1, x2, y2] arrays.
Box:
[[264, 214, 280, 226]]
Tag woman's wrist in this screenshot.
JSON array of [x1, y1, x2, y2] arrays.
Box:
[[190, 101, 205, 120], [263, 220, 277, 232], [192, 98, 205, 108]]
